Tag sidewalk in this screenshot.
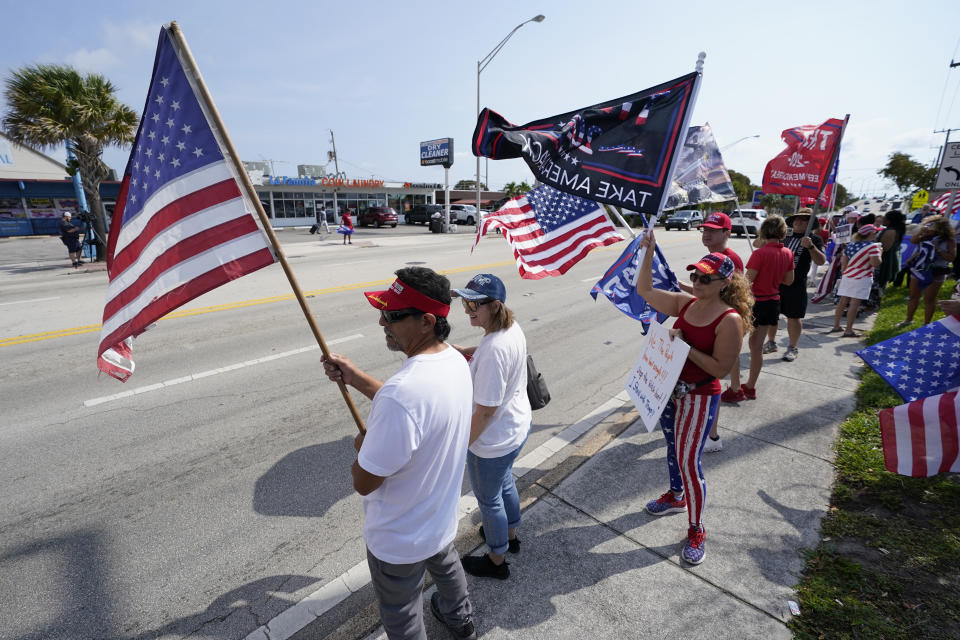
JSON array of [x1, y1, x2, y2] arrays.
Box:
[[287, 301, 873, 640]]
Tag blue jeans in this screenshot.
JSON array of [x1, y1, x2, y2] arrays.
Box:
[[467, 439, 526, 556]]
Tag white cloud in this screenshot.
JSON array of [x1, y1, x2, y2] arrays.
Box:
[[63, 19, 157, 73], [65, 48, 120, 72]]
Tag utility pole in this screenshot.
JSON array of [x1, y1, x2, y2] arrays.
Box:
[[328, 130, 340, 175], [933, 128, 954, 168]]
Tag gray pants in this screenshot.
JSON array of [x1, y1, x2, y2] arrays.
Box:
[[366, 542, 473, 640]]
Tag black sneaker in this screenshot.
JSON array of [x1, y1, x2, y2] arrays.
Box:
[[461, 553, 509, 580], [430, 592, 477, 640], [478, 525, 520, 553]]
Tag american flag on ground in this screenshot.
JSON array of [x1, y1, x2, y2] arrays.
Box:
[[879, 388, 960, 477], [475, 185, 623, 279], [857, 315, 960, 402], [97, 26, 276, 381]]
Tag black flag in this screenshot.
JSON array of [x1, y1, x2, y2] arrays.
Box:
[[472, 72, 698, 213]]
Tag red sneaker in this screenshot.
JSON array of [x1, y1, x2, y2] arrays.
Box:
[[742, 385, 757, 400], [720, 387, 746, 403]]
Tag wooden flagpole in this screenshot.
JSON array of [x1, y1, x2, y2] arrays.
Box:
[[166, 22, 366, 434]]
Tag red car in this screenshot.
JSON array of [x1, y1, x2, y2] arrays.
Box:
[[358, 206, 398, 228]]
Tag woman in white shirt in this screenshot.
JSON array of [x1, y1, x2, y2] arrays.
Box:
[[452, 273, 531, 580]]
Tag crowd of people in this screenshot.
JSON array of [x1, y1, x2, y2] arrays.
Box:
[[317, 199, 958, 639]]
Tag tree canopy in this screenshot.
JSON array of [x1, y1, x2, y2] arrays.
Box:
[[502, 180, 532, 198], [2, 64, 137, 258], [454, 179, 486, 190], [877, 152, 937, 193]]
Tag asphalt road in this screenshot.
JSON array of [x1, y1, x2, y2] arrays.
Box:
[[0, 224, 729, 639]]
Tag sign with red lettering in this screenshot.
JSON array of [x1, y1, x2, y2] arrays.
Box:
[[762, 118, 844, 198]]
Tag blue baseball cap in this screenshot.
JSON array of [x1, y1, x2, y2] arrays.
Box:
[[452, 273, 506, 302]]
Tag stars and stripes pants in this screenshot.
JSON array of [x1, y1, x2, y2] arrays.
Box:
[[659, 392, 721, 527]]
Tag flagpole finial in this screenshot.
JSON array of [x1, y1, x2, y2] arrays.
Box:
[[695, 52, 706, 73]]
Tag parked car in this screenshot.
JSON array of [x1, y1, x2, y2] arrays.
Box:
[[358, 206, 398, 228], [449, 204, 478, 225], [406, 204, 443, 224], [663, 210, 703, 230], [729, 208, 767, 237]]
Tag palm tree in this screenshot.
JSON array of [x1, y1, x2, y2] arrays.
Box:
[[3, 64, 137, 259], [502, 180, 532, 198]]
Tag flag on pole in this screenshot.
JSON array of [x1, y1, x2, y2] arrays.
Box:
[[475, 184, 623, 279], [589, 231, 680, 332], [762, 118, 844, 197], [879, 388, 960, 477], [472, 72, 699, 214], [929, 190, 960, 217], [97, 26, 276, 381], [811, 253, 840, 303], [663, 123, 737, 210], [857, 315, 960, 402]]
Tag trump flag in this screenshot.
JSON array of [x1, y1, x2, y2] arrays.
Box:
[[762, 117, 844, 198], [97, 26, 276, 381], [879, 389, 960, 477], [590, 231, 680, 333], [472, 73, 699, 214]]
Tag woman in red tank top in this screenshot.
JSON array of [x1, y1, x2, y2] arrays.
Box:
[[635, 229, 754, 565]]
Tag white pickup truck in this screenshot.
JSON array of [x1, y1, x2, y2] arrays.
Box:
[[448, 204, 479, 225], [730, 208, 767, 237]]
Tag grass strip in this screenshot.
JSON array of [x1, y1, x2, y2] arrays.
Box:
[[789, 281, 960, 640]]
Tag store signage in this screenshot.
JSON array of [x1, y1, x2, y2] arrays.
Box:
[[404, 182, 443, 189], [268, 176, 385, 188], [420, 138, 453, 168]]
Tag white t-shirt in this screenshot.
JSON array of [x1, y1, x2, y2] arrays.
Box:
[[358, 345, 472, 564], [469, 322, 532, 458]]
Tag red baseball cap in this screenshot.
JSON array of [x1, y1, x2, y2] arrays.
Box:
[[364, 278, 450, 317], [687, 252, 735, 279], [702, 212, 732, 231]]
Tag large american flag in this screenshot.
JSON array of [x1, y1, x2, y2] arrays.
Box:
[[879, 388, 960, 477], [857, 315, 960, 402], [475, 185, 623, 279], [97, 26, 276, 381]]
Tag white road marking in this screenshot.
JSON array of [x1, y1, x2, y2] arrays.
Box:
[[83, 334, 364, 407], [0, 296, 61, 306], [243, 389, 632, 640]]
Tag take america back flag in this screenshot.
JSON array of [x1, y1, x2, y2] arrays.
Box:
[[472, 73, 698, 214], [856, 315, 960, 402], [97, 26, 276, 381], [475, 184, 623, 279]]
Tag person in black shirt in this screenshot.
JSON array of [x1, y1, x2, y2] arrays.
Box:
[[59, 212, 83, 268], [765, 208, 825, 362]]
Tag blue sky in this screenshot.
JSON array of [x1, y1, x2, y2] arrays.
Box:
[[2, 0, 959, 197]]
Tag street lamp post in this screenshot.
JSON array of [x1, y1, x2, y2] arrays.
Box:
[[476, 14, 545, 222]]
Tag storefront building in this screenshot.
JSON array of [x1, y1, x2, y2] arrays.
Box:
[[250, 172, 441, 226]]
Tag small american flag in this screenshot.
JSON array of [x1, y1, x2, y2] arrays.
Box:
[[879, 388, 960, 477], [841, 241, 881, 279], [97, 26, 276, 381], [475, 185, 623, 279]]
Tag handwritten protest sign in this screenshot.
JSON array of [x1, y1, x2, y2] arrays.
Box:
[[625, 321, 690, 432]]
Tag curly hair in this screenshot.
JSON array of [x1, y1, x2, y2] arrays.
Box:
[[759, 214, 787, 240], [394, 266, 452, 341], [720, 272, 755, 335], [921, 215, 955, 241]]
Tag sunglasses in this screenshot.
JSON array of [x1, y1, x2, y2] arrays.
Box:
[[380, 308, 423, 324], [689, 272, 724, 285], [461, 298, 494, 312]]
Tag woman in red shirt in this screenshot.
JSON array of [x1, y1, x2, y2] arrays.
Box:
[[723, 215, 794, 401], [636, 229, 754, 565]]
